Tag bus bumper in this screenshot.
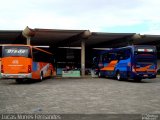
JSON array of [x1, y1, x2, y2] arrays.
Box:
[[1, 73, 32, 79], [131, 72, 156, 79]]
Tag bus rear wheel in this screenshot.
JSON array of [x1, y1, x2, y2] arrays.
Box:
[[16, 79, 24, 83], [134, 78, 142, 82], [40, 72, 43, 81], [116, 72, 121, 81]]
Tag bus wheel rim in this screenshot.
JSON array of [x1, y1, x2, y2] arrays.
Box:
[[117, 73, 120, 80], [40, 74, 43, 80]]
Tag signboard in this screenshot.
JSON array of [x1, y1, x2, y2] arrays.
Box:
[[5, 49, 27, 54], [137, 48, 153, 52], [3, 47, 29, 57]]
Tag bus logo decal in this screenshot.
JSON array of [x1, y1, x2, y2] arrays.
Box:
[[12, 60, 19, 64]]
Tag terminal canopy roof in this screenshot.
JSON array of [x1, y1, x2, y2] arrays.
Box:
[[0, 26, 160, 48]]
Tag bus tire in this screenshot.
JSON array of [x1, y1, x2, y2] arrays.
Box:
[[40, 72, 43, 81], [134, 78, 142, 82], [98, 71, 102, 78], [16, 79, 23, 83], [116, 71, 121, 81], [125, 72, 130, 81]]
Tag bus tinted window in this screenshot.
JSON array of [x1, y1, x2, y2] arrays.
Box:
[[117, 49, 131, 60], [32, 48, 53, 63], [102, 52, 117, 63], [3, 46, 31, 57], [136, 58, 154, 65]]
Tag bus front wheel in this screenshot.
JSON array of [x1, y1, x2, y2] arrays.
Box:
[[98, 71, 102, 78]]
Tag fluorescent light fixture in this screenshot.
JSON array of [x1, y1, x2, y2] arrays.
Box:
[[34, 46, 50, 48], [93, 48, 113, 50], [58, 47, 81, 49]]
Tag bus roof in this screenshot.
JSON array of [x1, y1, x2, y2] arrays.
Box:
[[94, 45, 156, 55]]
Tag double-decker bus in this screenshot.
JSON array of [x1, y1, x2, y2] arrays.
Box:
[[1, 44, 56, 83], [93, 45, 157, 81]]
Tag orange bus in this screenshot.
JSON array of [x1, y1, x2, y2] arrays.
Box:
[[1, 44, 56, 83]]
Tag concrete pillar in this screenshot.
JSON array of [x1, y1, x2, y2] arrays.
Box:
[[26, 37, 31, 45], [81, 39, 85, 77], [80, 30, 91, 77], [22, 26, 35, 45]]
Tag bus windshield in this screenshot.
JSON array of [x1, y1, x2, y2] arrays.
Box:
[[134, 46, 156, 65], [136, 57, 154, 64], [2, 46, 30, 57]]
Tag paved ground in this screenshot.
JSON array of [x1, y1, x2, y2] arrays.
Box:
[[0, 77, 160, 114]]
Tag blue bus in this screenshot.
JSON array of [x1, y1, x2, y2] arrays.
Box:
[[93, 45, 157, 81]]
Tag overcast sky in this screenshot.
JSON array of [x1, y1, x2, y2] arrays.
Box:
[[0, 0, 160, 34]]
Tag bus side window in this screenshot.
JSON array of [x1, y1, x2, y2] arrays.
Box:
[[32, 48, 41, 62], [102, 53, 109, 63], [32, 49, 37, 62], [112, 53, 117, 60], [118, 49, 131, 60], [117, 50, 124, 60], [124, 49, 131, 59]]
